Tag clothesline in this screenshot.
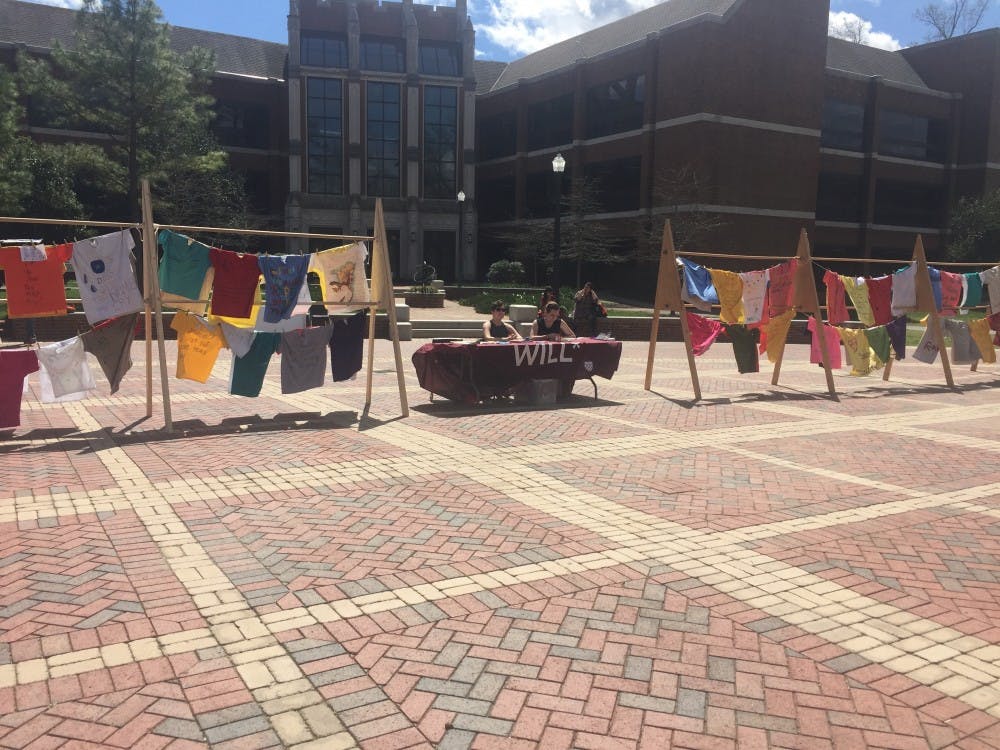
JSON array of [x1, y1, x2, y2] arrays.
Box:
[[156, 223, 372, 242]]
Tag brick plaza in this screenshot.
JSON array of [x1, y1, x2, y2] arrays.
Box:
[[2, 340, 1000, 749]]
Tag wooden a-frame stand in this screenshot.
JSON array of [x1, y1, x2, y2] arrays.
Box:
[[644, 222, 837, 400]]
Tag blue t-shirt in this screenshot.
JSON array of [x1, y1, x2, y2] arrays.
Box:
[[259, 255, 309, 323], [681, 258, 719, 304]]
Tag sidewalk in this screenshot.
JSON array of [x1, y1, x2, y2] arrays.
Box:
[[2, 340, 1000, 749]]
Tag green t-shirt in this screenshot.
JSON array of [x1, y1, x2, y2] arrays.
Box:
[[230, 332, 279, 397]]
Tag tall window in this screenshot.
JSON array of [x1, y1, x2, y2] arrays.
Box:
[[361, 38, 404, 73], [879, 110, 948, 162], [366, 82, 401, 197], [419, 42, 461, 76], [584, 157, 641, 212], [307, 78, 343, 195], [821, 99, 865, 151], [301, 33, 347, 68], [586, 74, 644, 139], [526, 94, 573, 151], [423, 86, 457, 198]]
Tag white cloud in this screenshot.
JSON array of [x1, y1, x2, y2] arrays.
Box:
[[25, 0, 85, 7], [828, 10, 901, 50], [475, 0, 660, 57]]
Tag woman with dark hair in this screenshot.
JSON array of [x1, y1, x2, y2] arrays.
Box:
[[572, 281, 600, 337], [530, 301, 576, 340], [537, 287, 558, 319], [482, 300, 521, 341]]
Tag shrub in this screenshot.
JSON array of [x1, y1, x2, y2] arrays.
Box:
[[485, 260, 526, 285]]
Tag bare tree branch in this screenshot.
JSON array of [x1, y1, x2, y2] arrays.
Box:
[[914, 0, 991, 40]]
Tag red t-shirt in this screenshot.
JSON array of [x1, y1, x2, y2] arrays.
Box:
[[0, 349, 40, 428], [866, 275, 893, 326], [0, 244, 73, 318], [209, 248, 261, 318]]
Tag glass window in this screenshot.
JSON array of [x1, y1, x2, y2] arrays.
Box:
[[419, 42, 461, 76], [879, 110, 948, 162], [306, 78, 343, 195], [874, 180, 945, 227], [478, 112, 516, 160], [584, 157, 641, 212], [301, 33, 347, 68], [816, 172, 864, 222], [361, 38, 404, 73], [525, 171, 559, 218], [477, 176, 516, 222], [423, 230, 456, 283], [423, 86, 457, 199], [821, 99, 865, 151], [367, 82, 401, 197], [214, 101, 270, 149], [526, 94, 573, 151], [586, 74, 644, 139]]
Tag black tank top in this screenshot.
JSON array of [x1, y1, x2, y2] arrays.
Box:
[[489, 320, 509, 337], [536, 317, 562, 335]]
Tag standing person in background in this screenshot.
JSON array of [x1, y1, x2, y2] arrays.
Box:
[[572, 281, 600, 337], [537, 287, 557, 320]]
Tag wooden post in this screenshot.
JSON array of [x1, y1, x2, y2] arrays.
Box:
[[140, 180, 173, 431], [644, 220, 701, 400], [780, 229, 836, 396], [369, 199, 409, 417], [912, 235, 954, 388]]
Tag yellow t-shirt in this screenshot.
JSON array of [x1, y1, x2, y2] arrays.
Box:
[[208, 284, 263, 329], [763, 309, 796, 363], [968, 317, 997, 364], [838, 327, 876, 376], [843, 276, 875, 327], [709, 269, 745, 324], [170, 310, 227, 383]]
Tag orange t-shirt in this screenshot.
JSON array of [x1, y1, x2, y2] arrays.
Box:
[[0, 244, 73, 318]]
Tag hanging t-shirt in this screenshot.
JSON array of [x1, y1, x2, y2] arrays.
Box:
[[0, 349, 40, 428], [726, 325, 760, 374], [280, 325, 334, 394], [839, 327, 875, 376], [739, 269, 769, 325], [766, 258, 797, 316], [806, 316, 842, 370], [230, 332, 280, 397], [962, 272, 983, 308], [70, 231, 144, 325], [36, 337, 97, 400], [927, 267, 943, 312], [208, 248, 261, 318], [823, 270, 849, 325], [157, 229, 213, 302], [0, 243, 73, 318], [866, 276, 893, 325], [252, 282, 310, 332], [81, 313, 138, 394], [913, 326, 940, 364], [968, 317, 997, 364], [259, 254, 310, 323], [760, 309, 796, 363], [330, 310, 367, 381], [944, 318, 979, 364], [886, 316, 907, 361], [220, 322, 256, 358], [170, 310, 227, 383], [708, 269, 744, 324], [938, 271, 963, 316], [686, 312, 723, 356], [981, 266, 1000, 313], [864, 325, 892, 366], [309, 242, 370, 307], [892, 265, 917, 315], [843, 277, 875, 326], [680, 258, 718, 312]]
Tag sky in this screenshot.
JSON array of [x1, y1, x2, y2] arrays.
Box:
[[27, 0, 1000, 58]]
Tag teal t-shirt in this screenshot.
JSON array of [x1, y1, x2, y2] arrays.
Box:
[[230, 332, 280, 397], [158, 229, 212, 300]]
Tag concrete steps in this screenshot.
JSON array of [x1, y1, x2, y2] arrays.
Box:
[[409, 319, 484, 339]]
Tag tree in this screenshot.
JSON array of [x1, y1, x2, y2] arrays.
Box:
[[829, 14, 870, 45], [945, 188, 1000, 262], [636, 164, 727, 261], [0, 68, 32, 215], [16, 0, 245, 224], [915, 0, 991, 40]]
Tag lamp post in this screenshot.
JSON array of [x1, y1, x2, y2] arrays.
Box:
[[551, 153, 565, 291], [456, 189, 466, 284]]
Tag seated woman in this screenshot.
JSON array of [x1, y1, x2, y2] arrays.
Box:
[[530, 301, 576, 340], [482, 300, 522, 341]]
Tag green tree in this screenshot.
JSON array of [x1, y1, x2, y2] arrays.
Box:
[[0, 68, 31, 215], [946, 188, 1000, 262], [16, 0, 245, 224]]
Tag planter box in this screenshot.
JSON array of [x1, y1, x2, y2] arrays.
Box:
[[403, 292, 445, 308]]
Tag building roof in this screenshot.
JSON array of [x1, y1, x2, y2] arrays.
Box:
[[825, 37, 928, 89], [473, 59, 507, 95], [481, 0, 739, 93], [0, 0, 286, 80]]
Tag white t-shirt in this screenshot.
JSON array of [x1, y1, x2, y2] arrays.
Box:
[[220, 322, 256, 358], [891, 265, 917, 316], [71, 230, 144, 324], [739, 269, 769, 324], [309, 242, 369, 309], [981, 266, 1000, 313], [36, 337, 97, 401]]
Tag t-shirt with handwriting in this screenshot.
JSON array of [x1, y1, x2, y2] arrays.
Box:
[[279, 325, 334, 394], [170, 310, 227, 383], [70, 231, 144, 324], [0, 243, 73, 318], [309, 242, 369, 308], [259, 254, 310, 323], [81, 313, 138, 394]]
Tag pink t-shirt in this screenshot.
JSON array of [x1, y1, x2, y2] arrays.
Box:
[[0, 349, 40, 428], [823, 270, 849, 325], [807, 316, 842, 370]]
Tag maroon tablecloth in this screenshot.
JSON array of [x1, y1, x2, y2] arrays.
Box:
[[412, 339, 623, 403]]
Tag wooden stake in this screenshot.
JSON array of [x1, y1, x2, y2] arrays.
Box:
[[141, 180, 173, 431], [369, 199, 409, 417], [912, 235, 954, 388]]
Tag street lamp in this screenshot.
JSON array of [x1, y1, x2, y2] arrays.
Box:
[[457, 189, 466, 283], [551, 153, 565, 291]]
